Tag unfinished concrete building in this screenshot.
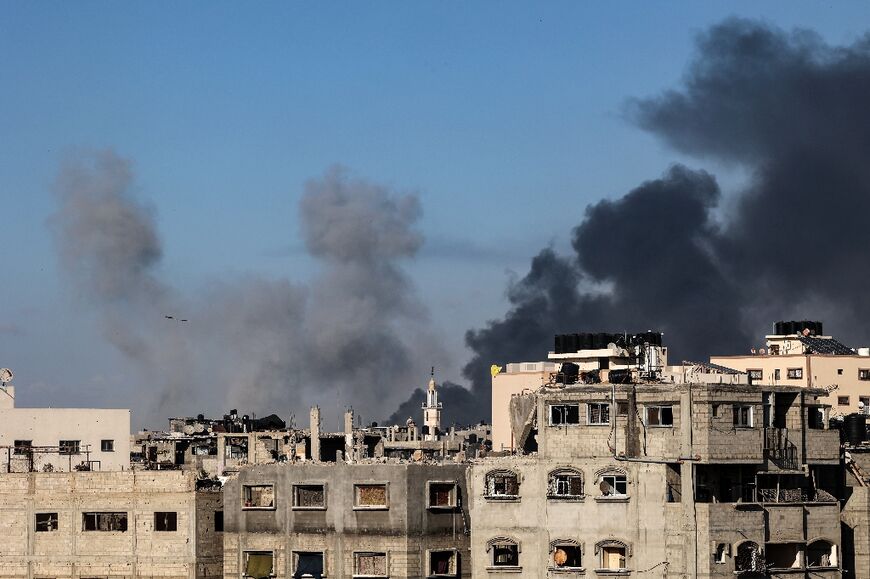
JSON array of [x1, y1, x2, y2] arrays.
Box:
[[134, 387, 489, 477], [0, 470, 223, 579], [474, 333, 843, 578], [222, 462, 471, 579]]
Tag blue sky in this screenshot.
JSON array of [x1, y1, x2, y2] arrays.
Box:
[[3, 2, 870, 425]]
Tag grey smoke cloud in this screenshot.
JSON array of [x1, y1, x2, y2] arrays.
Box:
[[455, 18, 870, 423], [52, 154, 444, 427]]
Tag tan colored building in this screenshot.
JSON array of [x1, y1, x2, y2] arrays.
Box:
[[711, 322, 870, 416], [0, 380, 131, 472], [490, 362, 555, 451], [0, 470, 223, 579]]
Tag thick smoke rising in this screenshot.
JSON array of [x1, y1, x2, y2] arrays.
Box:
[[456, 18, 870, 422], [52, 154, 444, 427]]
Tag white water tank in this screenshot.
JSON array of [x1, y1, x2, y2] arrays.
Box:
[[859, 348, 870, 357]]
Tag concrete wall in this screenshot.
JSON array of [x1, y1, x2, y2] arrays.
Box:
[[491, 366, 552, 452], [223, 462, 471, 579], [469, 456, 678, 578], [0, 470, 218, 579], [0, 407, 131, 472]]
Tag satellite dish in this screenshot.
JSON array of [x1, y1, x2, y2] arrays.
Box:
[[0, 368, 12, 385], [759, 348, 766, 355]]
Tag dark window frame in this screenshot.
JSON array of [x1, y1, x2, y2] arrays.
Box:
[[35, 512, 58, 532], [154, 511, 177, 532]]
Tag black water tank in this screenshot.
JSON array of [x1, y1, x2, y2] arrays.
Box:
[[559, 362, 580, 385], [554, 335, 563, 354], [845, 413, 867, 446], [774, 321, 784, 335], [566, 334, 578, 353], [580, 333, 593, 349]]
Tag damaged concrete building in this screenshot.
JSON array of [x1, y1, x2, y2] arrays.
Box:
[[133, 375, 489, 477], [476, 333, 844, 578]]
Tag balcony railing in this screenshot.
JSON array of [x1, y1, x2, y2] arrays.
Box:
[[763, 427, 799, 470]]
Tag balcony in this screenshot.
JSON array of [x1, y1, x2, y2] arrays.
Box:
[[764, 428, 799, 470]]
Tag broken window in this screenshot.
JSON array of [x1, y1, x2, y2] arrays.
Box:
[[244, 551, 274, 579], [214, 510, 223, 532], [735, 542, 763, 573], [787, 368, 803, 379], [35, 512, 58, 532], [82, 512, 128, 532], [547, 469, 583, 499], [59, 440, 80, 455], [428, 482, 457, 508], [225, 436, 249, 459], [806, 540, 837, 568], [587, 403, 610, 425], [354, 484, 388, 509], [860, 369, 870, 381], [429, 550, 457, 576], [13, 440, 32, 455], [599, 473, 627, 497], [733, 405, 753, 427], [549, 404, 580, 425], [616, 401, 629, 416], [243, 484, 275, 509], [838, 396, 850, 406], [154, 511, 177, 531], [100, 439, 114, 452], [354, 552, 387, 577], [598, 542, 627, 570], [645, 405, 674, 427], [293, 551, 324, 578], [551, 543, 582, 569], [713, 543, 730, 564], [765, 543, 803, 569], [485, 471, 519, 499], [294, 484, 326, 509], [489, 539, 519, 568], [748, 369, 763, 381]]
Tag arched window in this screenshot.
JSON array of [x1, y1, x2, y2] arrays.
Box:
[[484, 470, 519, 499], [486, 537, 520, 568], [595, 539, 630, 571], [594, 468, 628, 498], [735, 541, 763, 573], [550, 539, 582, 570], [547, 468, 584, 499], [807, 539, 837, 568]]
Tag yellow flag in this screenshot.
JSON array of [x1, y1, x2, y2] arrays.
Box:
[[490, 364, 503, 377]]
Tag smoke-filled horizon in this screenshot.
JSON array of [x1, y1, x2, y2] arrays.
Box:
[[48, 18, 870, 429], [451, 18, 870, 423], [52, 155, 449, 428]]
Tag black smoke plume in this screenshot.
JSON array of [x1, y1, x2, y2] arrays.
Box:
[[456, 18, 870, 422]]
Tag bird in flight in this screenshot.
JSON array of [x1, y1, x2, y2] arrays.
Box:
[[164, 315, 189, 322]]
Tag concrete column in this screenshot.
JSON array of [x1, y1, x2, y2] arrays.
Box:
[[344, 409, 354, 463], [310, 406, 321, 462]]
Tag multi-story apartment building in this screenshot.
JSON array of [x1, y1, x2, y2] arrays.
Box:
[[0, 470, 223, 579], [222, 462, 471, 579], [711, 320, 870, 415], [475, 336, 843, 578]]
